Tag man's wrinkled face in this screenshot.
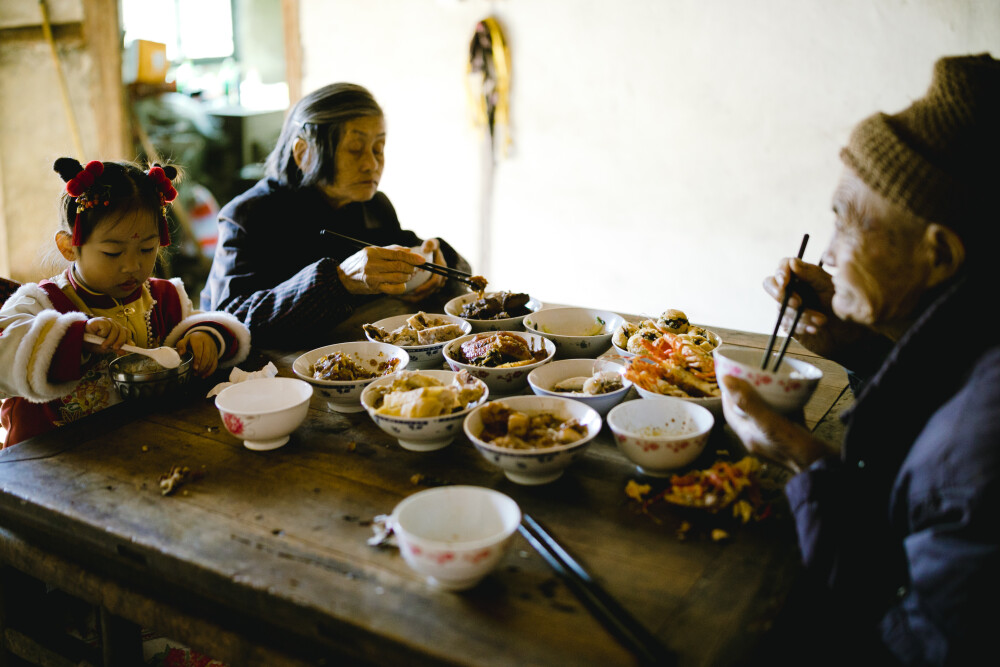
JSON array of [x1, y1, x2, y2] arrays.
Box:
[[822, 168, 933, 328]]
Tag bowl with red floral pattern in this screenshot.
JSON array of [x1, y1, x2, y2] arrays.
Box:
[[713, 346, 823, 414], [607, 395, 714, 476]]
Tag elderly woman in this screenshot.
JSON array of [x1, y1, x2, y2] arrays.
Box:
[[724, 54, 1000, 664], [201, 83, 469, 346]]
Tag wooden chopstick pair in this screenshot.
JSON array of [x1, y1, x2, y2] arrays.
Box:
[[319, 229, 483, 289], [761, 234, 810, 372], [519, 514, 675, 666]]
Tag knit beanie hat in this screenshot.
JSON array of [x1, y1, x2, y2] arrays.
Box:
[[840, 53, 1000, 239]]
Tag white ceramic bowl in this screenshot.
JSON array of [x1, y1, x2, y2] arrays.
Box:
[[360, 370, 489, 451], [444, 291, 543, 333], [527, 358, 632, 417], [390, 485, 521, 591], [607, 396, 715, 477], [403, 246, 434, 292], [442, 332, 556, 396], [214, 377, 313, 451], [633, 384, 723, 421], [362, 313, 471, 369], [523, 308, 625, 359], [464, 395, 602, 485], [292, 342, 409, 413], [713, 346, 823, 414]]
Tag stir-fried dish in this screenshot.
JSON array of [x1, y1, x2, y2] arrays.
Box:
[[312, 352, 401, 381], [477, 401, 589, 449], [454, 332, 549, 368], [363, 312, 466, 346], [368, 370, 485, 418], [460, 291, 532, 320]]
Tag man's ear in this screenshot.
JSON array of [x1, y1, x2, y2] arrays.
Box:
[[55, 230, 77, 261], [923, 223, 966, 288], [292, 138, 310, 171]]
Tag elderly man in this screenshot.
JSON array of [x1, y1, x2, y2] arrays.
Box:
[[723, 54, 1000, 665]]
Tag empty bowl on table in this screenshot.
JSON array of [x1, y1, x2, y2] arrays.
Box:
[[523, 307, 625, 359], [362, 313, 471, 369], [527, 358, 632, 417], [214, 377, 314, 451], [607, 396, 715, 477], [713, 346, 823, 414], [360, 370, 489, 451], [108, 352, 194, 400], [463, 395, 602, 485], [390, 485, 521, 591], [442, 331, 555, 395], [292, 342, 409, 413], [444, 291, 543, 333]]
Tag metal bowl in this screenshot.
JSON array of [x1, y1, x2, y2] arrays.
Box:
[[108, 352, 194, 400]]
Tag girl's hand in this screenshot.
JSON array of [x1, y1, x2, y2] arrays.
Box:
[[83, 318, 132, 353], [336, 244, 428, 296], [176, 332, 219, 378], [720, 375, 832, 474], [400, 239, 447, 302]]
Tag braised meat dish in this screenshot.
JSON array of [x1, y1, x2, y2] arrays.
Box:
[[456, 332, 548, 368], [459, 291, 532, 320]]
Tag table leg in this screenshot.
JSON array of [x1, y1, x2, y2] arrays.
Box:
[[99, 608, 142, 667]]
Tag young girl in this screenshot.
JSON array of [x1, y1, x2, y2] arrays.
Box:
[[0, 158, 251, 447]]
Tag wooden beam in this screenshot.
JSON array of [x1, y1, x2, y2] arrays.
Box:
[[82, 0, 128, 158], [281, 0, 302, 104]]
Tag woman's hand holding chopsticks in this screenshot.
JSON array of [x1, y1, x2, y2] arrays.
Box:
[[337, 244, 432, 296]]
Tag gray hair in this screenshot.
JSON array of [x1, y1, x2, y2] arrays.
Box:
[[265, 83, 383, 188]]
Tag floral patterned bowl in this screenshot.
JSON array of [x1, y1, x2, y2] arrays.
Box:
[[214, 377, 313, 451], [390, 486, 521, 591], [362, 313, 471, 369], [713, 346, 823, 414], [360, 370, 489, 451], [292, 342, 409, 413], [523, 307, 625, 359], [527, 357, 632, 417], [444, 291, 544, 333], [607, 396, 714, 476], [463, 395, 602, 485], [442, 332, 555, 396]]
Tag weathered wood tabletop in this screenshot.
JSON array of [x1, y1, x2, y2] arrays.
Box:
[[0, 297, 850, 667]]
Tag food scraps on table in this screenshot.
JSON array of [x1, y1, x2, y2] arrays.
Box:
[[454, 332, 548, 368], [460, 291, 532, 320], [367, 370, 485, 417], [312, 351, 401, 381], [363, 312, 467, 346], [158, 465, 204, 496], [625, 457, 781, 539], [477, 401, 588, 449]]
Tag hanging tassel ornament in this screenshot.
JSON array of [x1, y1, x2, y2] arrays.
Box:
[[467, 17, 512, 158]]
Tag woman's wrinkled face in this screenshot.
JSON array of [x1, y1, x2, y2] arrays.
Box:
[[320, 115, 386, 208], [822, 168, 933, 328], [72, 209, 160, 299]]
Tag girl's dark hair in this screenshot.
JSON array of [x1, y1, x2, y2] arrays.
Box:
[[53, 158, 180, 244], [265, 83, 383, 188]]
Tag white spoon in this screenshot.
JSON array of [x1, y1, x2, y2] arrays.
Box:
[[83, 333, 182, 369]]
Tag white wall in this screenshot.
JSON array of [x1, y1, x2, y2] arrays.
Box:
[[299, 0, 1000, 333]]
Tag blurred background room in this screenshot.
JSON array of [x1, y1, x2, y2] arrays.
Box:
[[1, 0, 998, 332]]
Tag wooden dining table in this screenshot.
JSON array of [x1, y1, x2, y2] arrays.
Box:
[[0, 296, 851, 667]]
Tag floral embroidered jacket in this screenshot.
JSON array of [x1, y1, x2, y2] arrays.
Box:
[[0, 270, 251, 447]]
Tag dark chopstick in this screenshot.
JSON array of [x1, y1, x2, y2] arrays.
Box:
[[319, 229, 481, 287], [771, 259, 824, 372], [519, 514, 675, 666], [761, 233, 810, 370]]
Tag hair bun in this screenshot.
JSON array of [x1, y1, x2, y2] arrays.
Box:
[[53, 157, 83, 182], [152, 163, 178, 181]]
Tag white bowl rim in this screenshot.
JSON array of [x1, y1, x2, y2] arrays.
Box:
[[713, 346, 823, 380], [292, 341, 409, 387], [390, 485, 521, 549], [442, 331, 557, 368], [606, 395, 715, 437], [362, 313, 472, 350], [214, 377, 313, 415], [522, 307, 625, 338], [465, 396, 602, 455], [360, 369, 489, 421]]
